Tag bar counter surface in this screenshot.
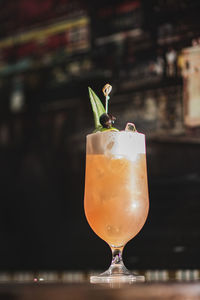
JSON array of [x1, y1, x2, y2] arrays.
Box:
[[0, 280, 200, 300]]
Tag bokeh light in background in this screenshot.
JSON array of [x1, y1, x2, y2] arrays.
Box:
[[0, 0, 199, 272]]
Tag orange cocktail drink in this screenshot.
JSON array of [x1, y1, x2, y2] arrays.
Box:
[[84, 84, 149, 283], [84, 130, 149, 247]]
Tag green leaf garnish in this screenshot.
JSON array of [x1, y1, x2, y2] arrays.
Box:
[[93, 126, 118, 133], [100, 127, 119, 132], [88, 86, 119, 132], [88, 87, 105, 130]]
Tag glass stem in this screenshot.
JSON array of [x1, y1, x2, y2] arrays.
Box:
[[107, 245, 130, 275], [111, 246, 124, 264]]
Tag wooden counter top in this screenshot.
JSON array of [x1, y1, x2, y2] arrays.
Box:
[[0, 281, 200, 300]]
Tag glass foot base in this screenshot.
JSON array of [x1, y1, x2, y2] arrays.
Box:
[[89, 246, 145, 284], [90, 274, 145, 283]]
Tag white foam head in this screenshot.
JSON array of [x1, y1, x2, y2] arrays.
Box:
[[86, 131, 146, 161]]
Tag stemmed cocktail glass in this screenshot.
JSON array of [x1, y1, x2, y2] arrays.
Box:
[[84, 129, 149, 283]]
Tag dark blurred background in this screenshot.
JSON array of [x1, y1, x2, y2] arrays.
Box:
[[0, 0, 200, 272]]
